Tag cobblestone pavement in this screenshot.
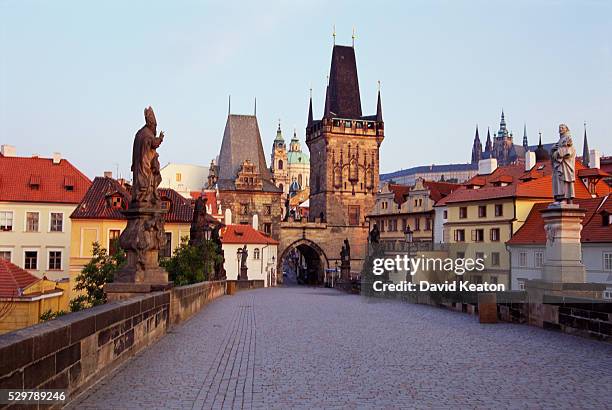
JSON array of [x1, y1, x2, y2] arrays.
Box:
[[69, 287, 612, 409]]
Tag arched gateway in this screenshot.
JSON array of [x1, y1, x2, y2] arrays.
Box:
[[278, 238, 328, 285]]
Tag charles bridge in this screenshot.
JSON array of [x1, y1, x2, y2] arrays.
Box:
[[1, 281, 611, 409]]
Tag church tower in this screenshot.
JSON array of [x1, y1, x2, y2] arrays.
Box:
[[471, 125, 482, 164], [306, 44, 384, 227], [271, 121, 289, 195]]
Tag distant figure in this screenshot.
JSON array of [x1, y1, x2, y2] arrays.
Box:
[[551, 123, 576, 204], [369, 224, 380, 244]]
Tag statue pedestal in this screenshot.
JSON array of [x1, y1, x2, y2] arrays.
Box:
[[540, 203, 586, 283], [106, 207, 169, 301], [239, 266, 249, 281], [340, 262, 351, 281]]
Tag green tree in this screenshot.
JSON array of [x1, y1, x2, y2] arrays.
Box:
[[161, 237, 222, 286], [40, 309, 67, 322], [70, 242, 125, 311]]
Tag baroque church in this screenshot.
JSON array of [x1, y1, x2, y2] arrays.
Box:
[[470, 110, 552, 165], [270, 123, 310, 199]]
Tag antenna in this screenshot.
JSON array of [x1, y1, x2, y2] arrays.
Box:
[[228, 95, 231, 115], [254, 97, 257, 116], [332, 25, 336, 45], [352, 27, 356, 47]]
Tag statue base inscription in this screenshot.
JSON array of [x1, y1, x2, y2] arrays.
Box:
[[540, 203, 586, 283]]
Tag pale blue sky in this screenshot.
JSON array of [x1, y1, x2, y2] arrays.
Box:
[[1, 0, 610, 178]]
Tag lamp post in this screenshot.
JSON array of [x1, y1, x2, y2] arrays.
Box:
[[267, 255, 276, 287], [404, 226, 414, 282], [236, 247, 242, 280]]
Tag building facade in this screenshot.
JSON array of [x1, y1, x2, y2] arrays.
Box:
[[159, 163, 209, 199], [216, 114, 283, 239], [221, 224, 278, 287], [0, 147, 91, 281]]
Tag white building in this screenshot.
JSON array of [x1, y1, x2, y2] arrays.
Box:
[[507, 195, 612, 290], [160, 163, 209, 199], [221, 225, 278, 287], [0, 146, 91, 281]]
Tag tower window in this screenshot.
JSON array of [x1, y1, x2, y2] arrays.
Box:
[[278, 160, 283, 170]]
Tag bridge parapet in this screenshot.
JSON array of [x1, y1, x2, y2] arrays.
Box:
[[0, 280, 227, 405]]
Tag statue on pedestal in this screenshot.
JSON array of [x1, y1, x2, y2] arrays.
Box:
[[189, 197, 208, 246], [369, 224, 380, 244], [239, 245, 249, 281], [551, 124, 576, 204], [115, 107, 168, 285]]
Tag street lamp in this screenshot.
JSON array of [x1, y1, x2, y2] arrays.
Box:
[[404, 226, 414, 282]]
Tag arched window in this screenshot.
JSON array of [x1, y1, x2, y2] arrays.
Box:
[[349, 158, 358, 182], [278, 160, 283, 170], [254, 248, 260, 260], [279, 183, 284, 191], [298, 174, 303, 187]]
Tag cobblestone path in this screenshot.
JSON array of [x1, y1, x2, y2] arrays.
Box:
[[69, 287, 612, 409]]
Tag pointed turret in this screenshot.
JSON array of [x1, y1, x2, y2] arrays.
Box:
[[497, 109, 509, 138], [471, 125, 482, 164], [535, 131, 550, 162], [274, 120, 284, 141], [376, 88, 383, 122], [582, 123, 590, 167], [323, 45, 362, 119], [522, 124, 528, 148], [307, 92, 313, 125], [485, 127, 493, 151]]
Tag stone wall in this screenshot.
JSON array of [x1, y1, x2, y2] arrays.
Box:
[[0, 280, 229, 408]]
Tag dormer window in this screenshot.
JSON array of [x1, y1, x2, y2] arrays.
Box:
[[29, 175, 40, 190], [602, 211, 610, 227], [161, 197, 171, 211], [64, 176, 75, 191]]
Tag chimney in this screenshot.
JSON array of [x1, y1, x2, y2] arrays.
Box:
[[525, 151, 536, 171], [52, 152, 61, 164], [589, 149, 600, 169], [104, 171, 113, 178], [252, 213, 259, 231], [478, 158, 498, 175], [1, 145, 16, 157], [225, 208, 233, 225]]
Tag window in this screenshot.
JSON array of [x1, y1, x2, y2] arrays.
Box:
[[175, 173, 182, 182], [240, 203, 249, 215], [111, 195, 123, 209], [26, 212, 39, 232], [459, 207, 467, 219], [425, 218, 431, 231], [254, 248, 260, 260], [454, 229, 465, 242], [457, 252, 465, 259], [381, 201, 388, 210], [161, 198, 171, 211], [50, 213, 63, 232], [0, 251, 11, 261], [264, 205, 272, 216], [109, 229, 121, 255], [24, 251, 38, 270], [443, 210, 448, 219], [491, 252, 500, 266], [603, 252, 612, 271], [535, 252, 544, 268], [161, 232, 172, 258], [263, 223, 272, 236], [0, 211, 13, 231], [490, 228, 500, 242], [414, 217, 420, 231], [472, 229, 484, 242], [348, 206, 360, 226], [475, 252, 485, 261], [519, 252, 527, 267], [48, 251, 62, 270], [478, 205, 487, 218], [278, 160, 283, 170], [519, 281, 525, 291], [495, 204, 503, 217]]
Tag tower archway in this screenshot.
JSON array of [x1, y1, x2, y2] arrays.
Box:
[[278, 239, 328, 286]]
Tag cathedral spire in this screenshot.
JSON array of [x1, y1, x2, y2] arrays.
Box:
[[471, 125, 483, 164], [484, 127, 493, 156], [522, 123, 528, 148], [498, 109, 508, 138], [582, 121, 590, 167], [376, 81, 383, 122]]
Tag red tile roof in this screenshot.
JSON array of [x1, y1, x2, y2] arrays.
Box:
[[190, 191, 219, 215], [0, 259, 40, 298], [507, 195, 612, 245], [435, 161, 611, 206], [388, 181, 460, 205], [0, 155, 91, 204], [71, 177, 194, 223], [221, 225, 279, 245]]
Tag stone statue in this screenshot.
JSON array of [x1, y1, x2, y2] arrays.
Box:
[[340, 238, 351, 264], [369, 224, 380, 244], [344, 238, 351, 260], [189, 197, 208, 246], [551, 123, 576, 204], [240, 245, 248, 269], [207, 159, 218, 189], [131, 106, 165, 207]]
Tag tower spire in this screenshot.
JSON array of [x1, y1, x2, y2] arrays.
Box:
[[254, 97, 257, 116], [582, 121, 590, 167], [228, 95, 231, 115], [376, 81, 383, 122], [471, 124, 482, 163], [307, 88, 313, 125], [522, 123, 528, 148]]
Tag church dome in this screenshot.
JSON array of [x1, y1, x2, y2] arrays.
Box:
[[287, 151, 309, 165]]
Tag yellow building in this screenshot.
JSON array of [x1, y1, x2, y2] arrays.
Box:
[[437, 157, 606, 287], [69, 177, 194, 289], [0, 258, 70, 334]]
